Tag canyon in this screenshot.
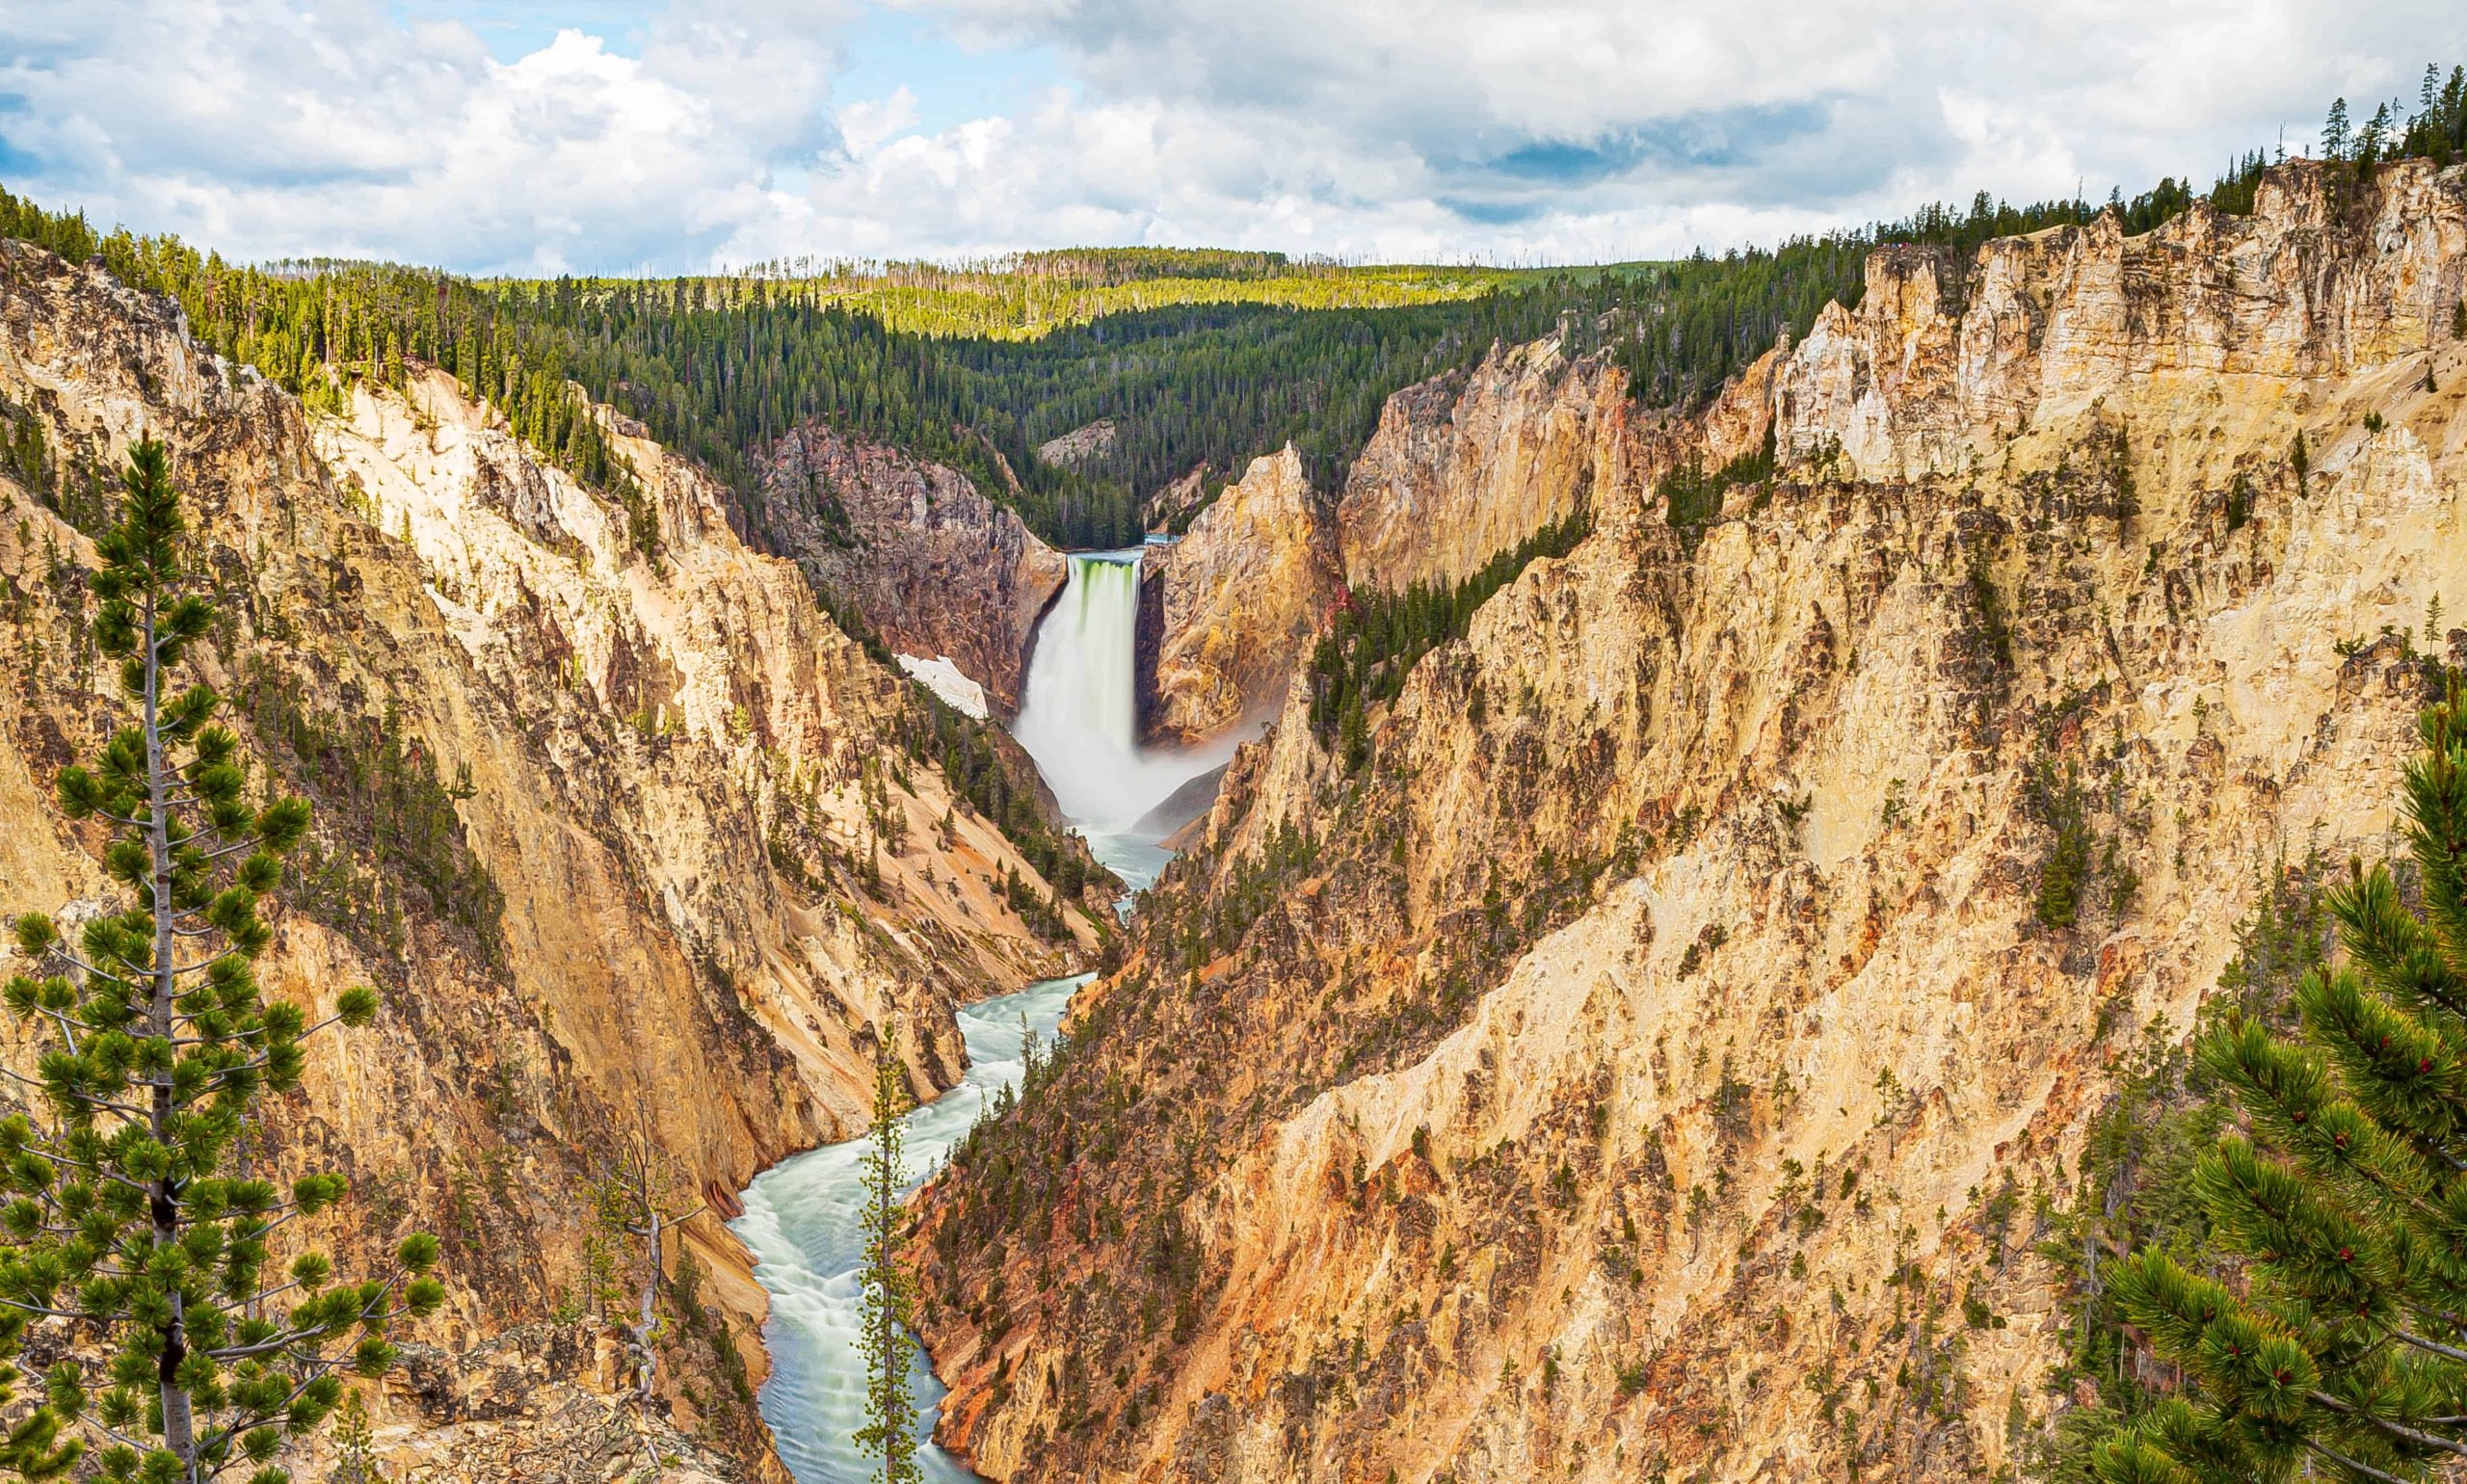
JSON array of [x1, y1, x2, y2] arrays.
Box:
[[908, 158, 2467, 1482], [0, 150, 2460, 1484], [0, 239, 1102, 1480]]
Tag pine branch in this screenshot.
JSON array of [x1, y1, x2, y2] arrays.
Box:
[[203, 1274, 406, 1363], [2380, 1319, 2467, 1365], [195, 1364, 346, 1463], [29, 941, 110, 982], [2308, 1390, 2467, 1459], [2303, 1437, 2415, 1484], [0, 1298, 104, 1323], [164, 954, 242, 976], [69, 1414, 155, 1457], [4, 1141, 157, 1193]]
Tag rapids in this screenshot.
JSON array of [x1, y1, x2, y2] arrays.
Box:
[[736, 544, 1235, 1479]]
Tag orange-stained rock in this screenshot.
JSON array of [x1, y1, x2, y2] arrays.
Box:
[[1340, 334, 1624, 594], [1144, 444, 1340, 743], [915, 160, 2467, 1484]]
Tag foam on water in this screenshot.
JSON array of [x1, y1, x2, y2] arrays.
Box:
[[732, 975, 1084, 1482], [740, 545, 1228, 1480]]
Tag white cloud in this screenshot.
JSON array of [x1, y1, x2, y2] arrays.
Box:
[[3, 0, 2463, 271], [836, 86, 921, 157], [0, 0, 846, 274]]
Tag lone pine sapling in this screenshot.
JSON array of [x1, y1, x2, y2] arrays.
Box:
[[854, 1049, 922, 1484], [0, 438, 441, 1484]]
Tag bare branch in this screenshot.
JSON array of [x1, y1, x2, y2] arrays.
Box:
[[0, 1297, 103, 1322]]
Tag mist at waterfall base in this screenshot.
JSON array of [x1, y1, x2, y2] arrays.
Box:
[[732, 974, 1083, 1483], [1010, 549, 1249, 892]]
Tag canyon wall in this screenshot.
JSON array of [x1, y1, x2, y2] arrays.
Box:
[[915, 158, 2467, 1482], [754, 421, 1067, 714], [1142, 338, 1630, 745], [1771, 158, 2467, 485], [1142, 445, 1340, 743], [1337, 335, 1618, 593], [0, 241, 1099, 1479]]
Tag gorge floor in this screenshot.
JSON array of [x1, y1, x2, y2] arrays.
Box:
[[733, 546, 1235, 1481], [733, 975, 1085, 1482]]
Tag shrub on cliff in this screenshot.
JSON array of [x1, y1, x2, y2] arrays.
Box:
[[2029, 760, 2094, 930], [2088, 672, 2467, 1482], [0, 439, 440, 1483]]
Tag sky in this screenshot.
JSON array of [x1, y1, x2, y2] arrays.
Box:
[[0, 0, 2460, 276]]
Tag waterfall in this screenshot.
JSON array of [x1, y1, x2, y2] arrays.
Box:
[[737, 548, 1242, 1484], [1008, 547, 1238, 891], [1010, 550, 1145, 822]]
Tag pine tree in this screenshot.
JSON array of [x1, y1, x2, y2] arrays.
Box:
[[0, 439, 442, 1483], [2322, 96, 2352, 161], [2358, 102, 2393, 168], [328, 1391, 378, 1484], [852, 1049, 922, 1484], [1338, 695, 1369, 774], [2093, 671, 2467, 1483]]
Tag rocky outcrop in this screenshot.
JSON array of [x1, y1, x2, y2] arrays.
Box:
[[0, 240, 1099, 1478], [295, 1323, 753, 1482], [1144, 464, 1215, 533], [1770, 157, 2467, 485], [1141, 444, 1340, 743], [1139, 339, 1624, 745], [1338, 336, 1620, 592], [915, 160, 2467, 1482], [1037, 417, 1117, 466], [754, 422, 1067, 713]]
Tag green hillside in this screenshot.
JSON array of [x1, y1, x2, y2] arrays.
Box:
[[10, 70, 2448, 554], [717, 249, 1525, 339]]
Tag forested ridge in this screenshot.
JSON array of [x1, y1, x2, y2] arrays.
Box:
[[729, 246, 1516, 338], [3, 64, 2461, 549], [0, 190, 2136, 548]]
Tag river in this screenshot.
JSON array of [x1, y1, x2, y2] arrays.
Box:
[[732, 545, 1236, 1480], [729, 974, 1083, 1481]]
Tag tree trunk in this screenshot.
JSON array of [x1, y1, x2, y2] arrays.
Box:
[[142, 588, 197, 1474], [635, 1208, 661, 1401]]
